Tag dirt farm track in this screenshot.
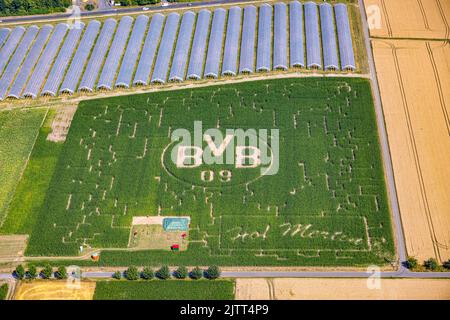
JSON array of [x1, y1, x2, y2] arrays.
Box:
[[364, 0, 450, 262]]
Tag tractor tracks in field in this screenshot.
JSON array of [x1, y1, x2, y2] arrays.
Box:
[[388, 43, 442, 261], [425, 41, 450, 136]]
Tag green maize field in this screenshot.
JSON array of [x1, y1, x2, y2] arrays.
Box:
[[26, 78, 395, 266]]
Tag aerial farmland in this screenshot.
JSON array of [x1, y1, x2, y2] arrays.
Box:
[[0, 0, 448, 303]]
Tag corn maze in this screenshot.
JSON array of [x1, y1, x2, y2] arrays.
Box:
[[27, 78, 394, 266]]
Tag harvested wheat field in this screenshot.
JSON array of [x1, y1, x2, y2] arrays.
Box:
[[364, 0, 449, 39], [372, 38, 450, 262], [14, 281, 96, 300], [236, 278, 450, 300]]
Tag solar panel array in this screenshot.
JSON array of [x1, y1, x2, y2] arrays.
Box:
[[0, 2, 356, 100]]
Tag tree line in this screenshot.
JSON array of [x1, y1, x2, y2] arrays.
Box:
[[0, 0, 71, 16], [118, 0, 160, 6]]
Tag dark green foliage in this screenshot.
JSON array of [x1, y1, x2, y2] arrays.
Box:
[[205, 265, 220, 279], [405, 256, 418, 270], [125, 266, 139, 280], [190, 267, 203, 280], [14, 264, 25, 280], [94, 280, 235, 300], [424, 258, 439, 271], [113, 271, 122, 280], [40, 264, 53, 279], [85, 3, 95, 11], [141, 267, 154, 280], [0, 0, 71, 16], [26, 78, 394, 267], [27, 264, 37, 279], [156, 265, 171, 280], [173, 266, 188, 279], [443, 260, 450, 270], [55, 266, 67, 279]]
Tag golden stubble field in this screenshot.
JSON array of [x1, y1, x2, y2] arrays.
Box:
[[364, 0, 450, 262], [235, 278, 450, 300], [14, 281, 96, 300], [364, 0, 449, 39]]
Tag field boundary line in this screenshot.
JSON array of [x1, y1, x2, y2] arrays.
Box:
[[370, 36, 450, 42]]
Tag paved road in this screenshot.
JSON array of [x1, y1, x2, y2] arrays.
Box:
[[0, 0, 257, 24], [1, 270, 449, 280]]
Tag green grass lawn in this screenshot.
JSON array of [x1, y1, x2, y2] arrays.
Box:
[[93, 280, 235, 300], [26, 78, 394, 267], [0, 109, 63, 234], [0, 109, 46, 228]]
